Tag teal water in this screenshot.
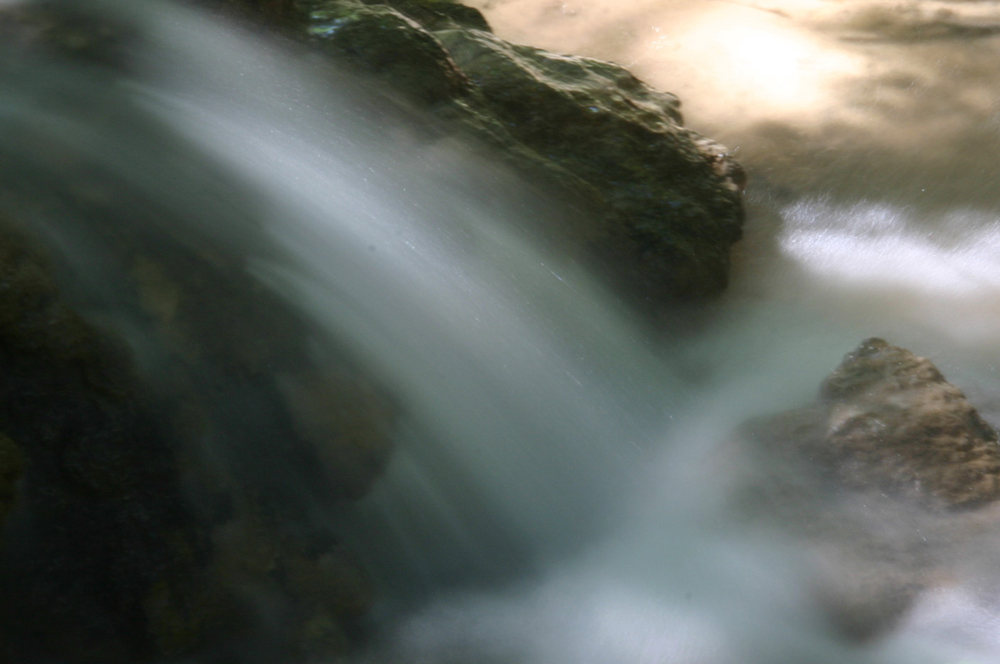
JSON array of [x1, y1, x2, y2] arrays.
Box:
[[7, 0, 1000, 661]]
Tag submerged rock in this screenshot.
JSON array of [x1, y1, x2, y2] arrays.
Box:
[[0, 434, 23, 538], [304, 0, 745, 303], [0, 6, 398, 661], [0, 226, 202, 663], [0, 161, 388, 664]]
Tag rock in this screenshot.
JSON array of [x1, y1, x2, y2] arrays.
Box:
[[0, 434, 23, 535], [807, 543, 931, 642], [222, 0, 300, 24], [309, 3, 472, 105], [0, 225, 204, 664], [0, 7, 400, 660], [0, 3, 136, 67], [0, 166, 390, 663], [277, 371, 396, 500], [283, 545, 374, 659], [734, 338, 1000, 640], [441, 27, 745, 301], [190, 0, 303, 28], [0, 0, 741, 658], [743, 337, 1000, 510], [206, 513, 374, 661], [305, 0, 745, 303]]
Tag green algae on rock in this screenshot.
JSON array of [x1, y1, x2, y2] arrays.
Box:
[[0, 203, 392, 662], [0, 225, 205, 663], [309, 3, 472, 105], [304, 0, 745, 304], [0, 7, 400, 658], [0, 194, 392, 663]]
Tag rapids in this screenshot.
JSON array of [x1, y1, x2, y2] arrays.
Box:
[[5, 0, 1000, 662]]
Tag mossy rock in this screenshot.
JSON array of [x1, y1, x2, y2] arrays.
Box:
[[308, 2, 470, 105], [0, 225, 204, 663], [357, 0, 490, 31], [439, 26, 744, 300], [0, 8, 402, 658], [305, 0, 745, 304]]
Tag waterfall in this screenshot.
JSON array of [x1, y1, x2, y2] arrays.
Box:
[[4, 0, 1000, 662]]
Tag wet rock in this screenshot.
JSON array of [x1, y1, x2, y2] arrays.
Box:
[[16, 197, 390, 661], [808, 543, 930, 642], [219, 0, 301, 24], [206, 513, 374, 661], [7, 1, 747, 309], [0, 8, 399, 660], [0, 434, 23, 535], [0, 0, 739, 658], [278, 371, 396, 500], [0, 175, 390, 664], [743, 337, 1000, 510], [310, 3, 471, 105], [734, 338, 1000, 640], [0, 225, 203, 664], [305, 0, 745, 303], [442, 28, 745, 301], [283, 545, 374, 658], [0, 3, 137, 68]]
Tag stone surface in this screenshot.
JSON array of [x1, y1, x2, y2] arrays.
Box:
[[743, 337, 1000, 510], [310, 2, 472, 105], [0, 434, 23, 536], [733, 338, 1000, 640], [305, 0, 746, 304], [0, 225, 202, 663], [0, 6, 398, 661]]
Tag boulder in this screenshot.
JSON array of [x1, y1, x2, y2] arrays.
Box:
[[0, 226, 204, 663], [742, 337, 1000, 510], [0, 6, 397, 661], [0, 434, 23, 537], [304, 0, 745, 303], [735, 338, 1000, 640]]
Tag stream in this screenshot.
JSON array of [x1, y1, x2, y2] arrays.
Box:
[[6, 0, 1000, 662], [358, 1, 1000, 662]]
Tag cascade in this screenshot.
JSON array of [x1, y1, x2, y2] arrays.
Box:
[[2, 0, 1000, 662]]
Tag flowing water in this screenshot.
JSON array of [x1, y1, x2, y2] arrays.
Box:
[[437, 1, 1000, 662], [7, 0, 1000, 662]]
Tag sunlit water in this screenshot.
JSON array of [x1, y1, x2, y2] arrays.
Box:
[[422, 0, 1000, 662], [7, 0, 1000, 662]]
